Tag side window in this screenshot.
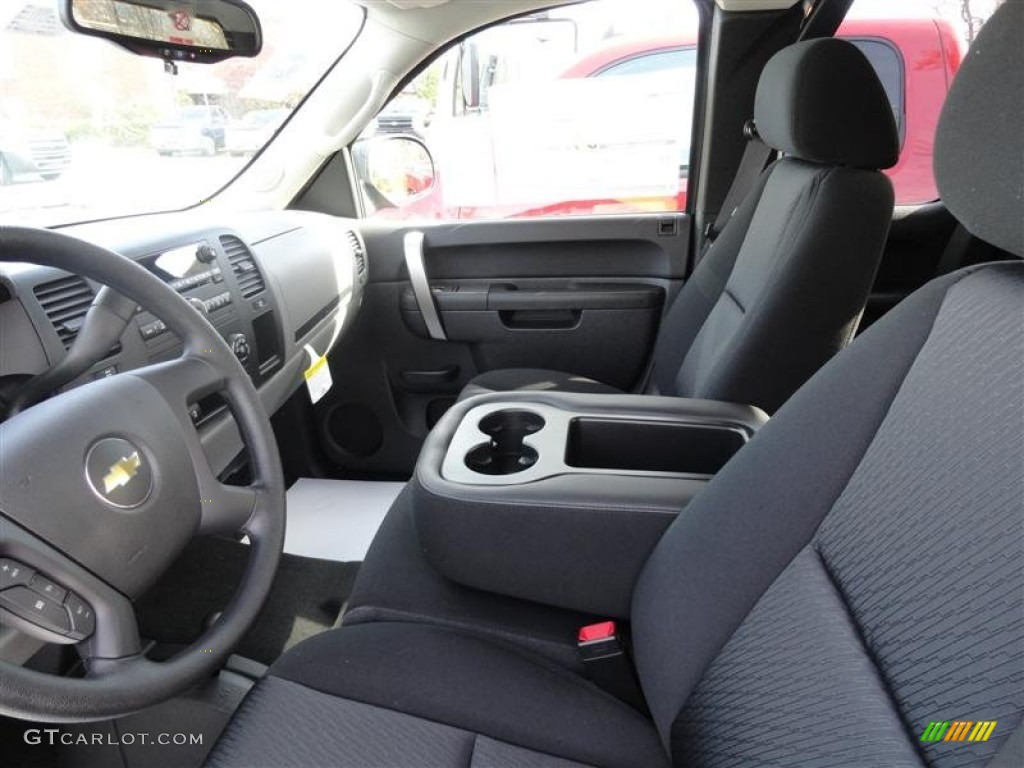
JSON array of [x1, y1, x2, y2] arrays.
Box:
[[842, 0, 1004, 206], [847, 38, 905, 142], [356, 0, 699, 221], [595, 48, 697, 78]]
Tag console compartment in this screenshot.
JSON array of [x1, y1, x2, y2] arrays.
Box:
[[565, 418, 745, 475]]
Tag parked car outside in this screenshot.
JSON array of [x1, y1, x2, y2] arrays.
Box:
[[225, 108, 289, 156], [558, 17, 963, 209], [373, 15, 963, 220], [0, 125, 71, 185], [148, 105, 230, 156], [373, 91, 432, 139]]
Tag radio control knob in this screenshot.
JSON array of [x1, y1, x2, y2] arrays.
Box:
[[187, 297, 208, 316], [229, 333, 251, 364], [196, 244, 217, 264]]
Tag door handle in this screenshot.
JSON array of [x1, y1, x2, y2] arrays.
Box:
[[403, 231, 447, 341]]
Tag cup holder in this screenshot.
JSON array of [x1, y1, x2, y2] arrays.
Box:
[[465, 409, 545, 475], [478, 409, 545, 438], [465, 442, 539, 475]]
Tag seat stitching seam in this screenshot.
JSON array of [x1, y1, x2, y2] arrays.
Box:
[[811, 546, 930, 766], [341, 605, 584, 657], [721, 285, 745, 313]]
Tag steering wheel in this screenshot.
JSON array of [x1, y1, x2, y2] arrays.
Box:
[[0, 227, 285, 721]]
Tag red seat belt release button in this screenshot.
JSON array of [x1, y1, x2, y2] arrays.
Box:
[[578, 621, 617, 645]]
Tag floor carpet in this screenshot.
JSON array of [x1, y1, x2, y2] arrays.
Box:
[[136, 536, 359, 665]]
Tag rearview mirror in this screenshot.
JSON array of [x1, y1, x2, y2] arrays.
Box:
[[60, 0, 262, 66]]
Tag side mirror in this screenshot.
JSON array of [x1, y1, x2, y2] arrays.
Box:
[[459, 42, 481, 111], [352, 135, 436, 210], [59, 0, 262, 66]]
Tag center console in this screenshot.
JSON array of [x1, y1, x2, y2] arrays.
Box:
[[410, 390, 767, 618]]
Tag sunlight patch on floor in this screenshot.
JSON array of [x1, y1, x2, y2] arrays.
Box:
[[284, 478, 403, 562]]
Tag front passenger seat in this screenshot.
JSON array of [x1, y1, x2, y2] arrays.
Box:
[[462, 37, 899, 414]]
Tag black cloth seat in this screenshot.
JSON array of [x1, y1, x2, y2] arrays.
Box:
[[208, 9, 1023, 767], [460, 37, 900, 414], [209, 623, 667, 768]]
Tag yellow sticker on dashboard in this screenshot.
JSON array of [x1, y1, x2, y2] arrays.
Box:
[[303, 355, 332, 404]]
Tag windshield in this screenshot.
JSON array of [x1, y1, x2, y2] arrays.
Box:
[[173, 107, 220, 122], [0, 0, 363, 227], [240, 109, 288, 126]]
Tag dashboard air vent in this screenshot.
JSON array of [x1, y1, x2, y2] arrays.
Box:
[[33, 275, 94, 349], [221, 235, 265, 299], [345, 230, 366, 277]]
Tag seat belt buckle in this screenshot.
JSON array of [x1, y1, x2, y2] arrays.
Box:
[[578, 621, 619, 657], [577, 622, 646, 712]]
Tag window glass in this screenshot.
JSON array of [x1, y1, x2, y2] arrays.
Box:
[[844, 0, 1001, 205], [847, 39, 904, 139], [596, 48, 697, 77], [0, 1, 363, 227], [358, 0, 700, 221]]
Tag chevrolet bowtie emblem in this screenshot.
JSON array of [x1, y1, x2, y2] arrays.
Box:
[[102, 452, 142, 494], [86, 438, 153, 509]]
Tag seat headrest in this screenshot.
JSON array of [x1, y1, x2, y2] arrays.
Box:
[[934, 1, 1023, 258], [754, 38, 899, 169]]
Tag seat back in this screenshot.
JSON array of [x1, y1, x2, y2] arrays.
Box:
[[649, 38, 898, 413], [632, 5, 1024, 765]]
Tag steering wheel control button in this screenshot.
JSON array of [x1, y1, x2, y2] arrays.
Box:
[[65, 593, 96, 638], [0, 559, 34, 590], [93, 364, 120, 379], [0, 586, 71, 634], [85, 437, 154, 509], [140, 319, 167, 340], [29, 573, 67, 603]]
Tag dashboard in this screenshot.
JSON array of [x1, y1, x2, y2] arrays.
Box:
[[0, 209, 367, 479]]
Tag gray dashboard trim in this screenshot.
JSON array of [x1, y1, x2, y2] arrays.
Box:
[[1, 210, 361, 477]]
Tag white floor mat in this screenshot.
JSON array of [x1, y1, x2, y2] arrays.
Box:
[[283, 478, 404, 562]]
